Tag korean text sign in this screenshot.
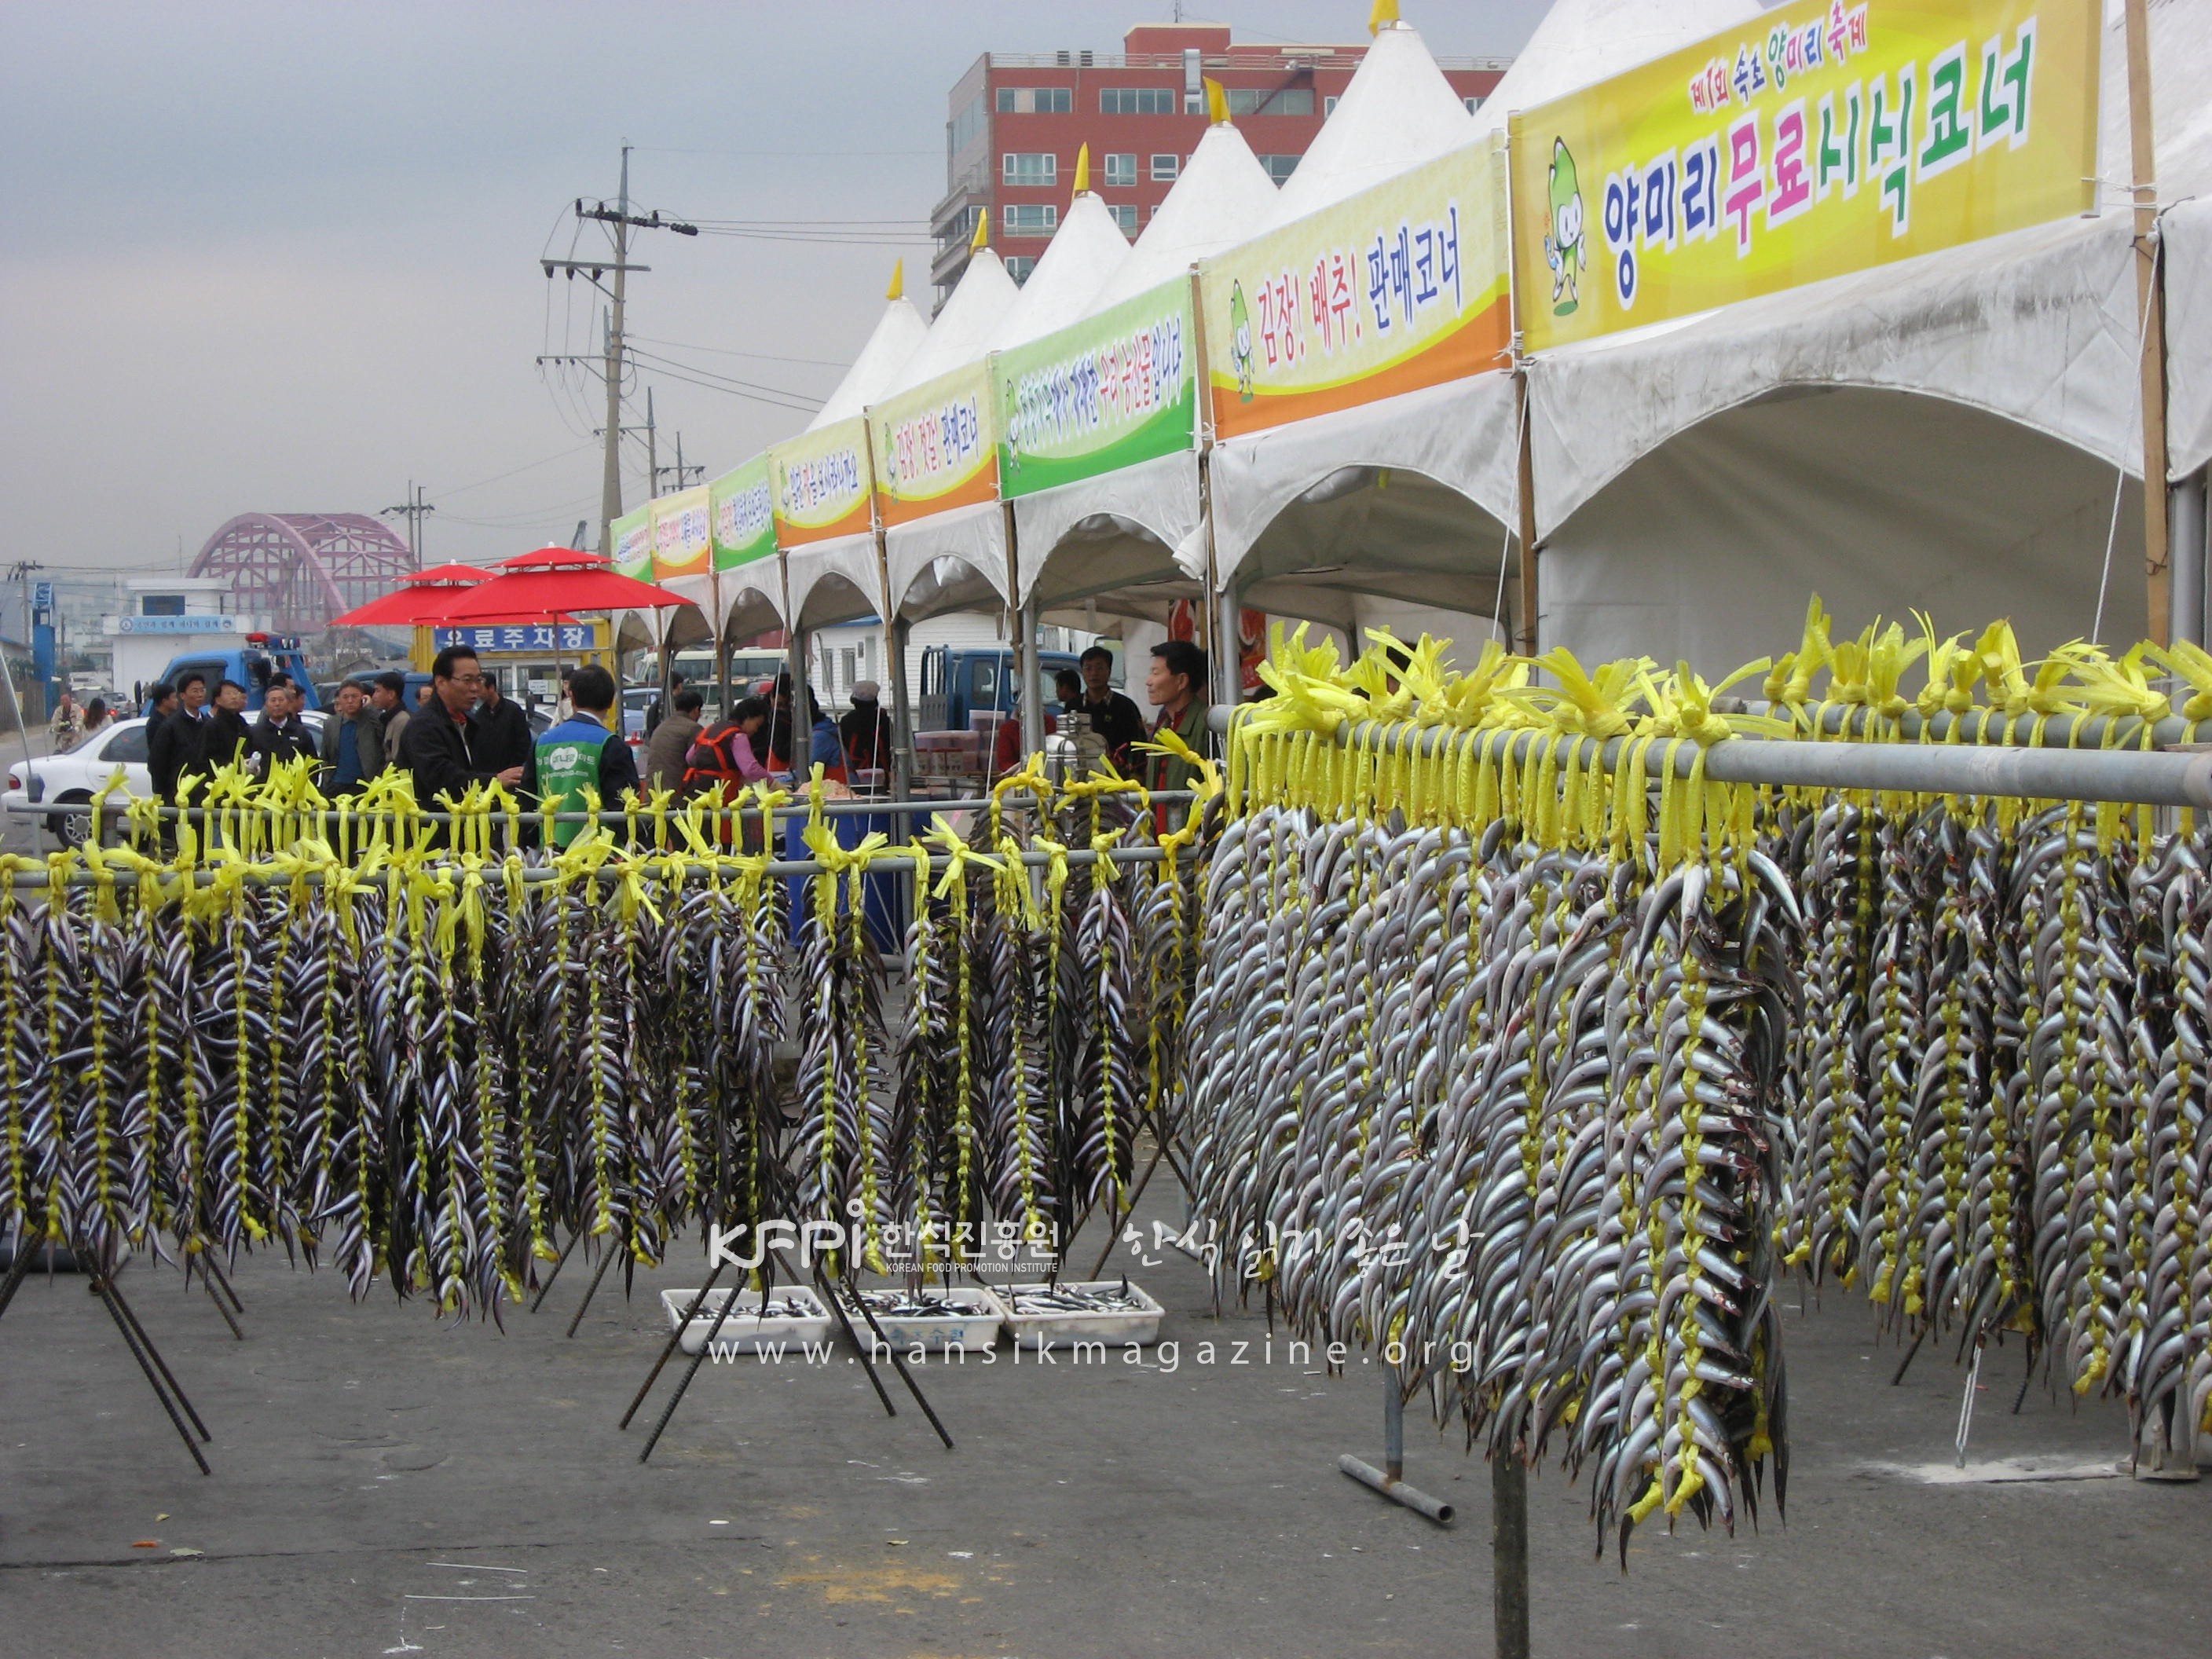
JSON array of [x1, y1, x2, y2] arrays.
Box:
[[650, 485, 712, 581], [994, 278, 1196, 498], [610, 507, 655, 583], [709, 456, 775, 573], [1510, 0, 2099, 351], [870, 359, 998, 527], [1199, 139, 1511, 441], [771, 419, 873, 547], [434, 622, 602, 654]]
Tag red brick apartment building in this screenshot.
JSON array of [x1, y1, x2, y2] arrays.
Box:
[[930, 20, 1509, 307]]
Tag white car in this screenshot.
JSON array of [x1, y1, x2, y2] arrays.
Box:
[[3, 713, 328, 848]]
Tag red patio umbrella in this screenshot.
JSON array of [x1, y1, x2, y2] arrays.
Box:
[[438, 550, 694, 623], [330, 563, 493, 628]]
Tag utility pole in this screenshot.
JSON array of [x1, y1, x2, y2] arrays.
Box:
[[541, 144, 698, 555], [645, 386, 660, 507], [380, 482, 434, 568], [655, 431, 705, 495]]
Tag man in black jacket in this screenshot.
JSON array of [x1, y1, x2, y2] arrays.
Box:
[[467, 669, 537, 787], [251, 676, 319, 771], [145, 676, 194, 803], [401, 646, 526, 812], [195, 679, 254, 782]]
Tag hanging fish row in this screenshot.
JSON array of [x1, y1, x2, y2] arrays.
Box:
[[0, 860, 792, 1320], [1184, 797, 1796, 1563], [1771, 793, 2212, 1467], [787, 793, 1214, 1276]]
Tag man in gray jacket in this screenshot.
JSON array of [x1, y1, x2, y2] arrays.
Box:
[[642, 687, 703, 795]]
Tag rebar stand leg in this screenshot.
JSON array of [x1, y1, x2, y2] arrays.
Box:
[[196, 1251, 245, 1315], [0, 1232, 38, 1324], [838, 1272, 954, 1450], [808, 1260, 898, 1419], [619, 1261, 727, 1429], [2012, 1334, 2040, 1415], [637, 1265, 765, 1465], [565, 1236, 621, 1338], [529, 1229, 580, 1313], [91, 1276, 211, 1475], [1492, 1451, 1531, 1659], [104, 1277, 211, 1441], [1890, 1326, 1928, 1386], [186, 1256, 244, 1340]]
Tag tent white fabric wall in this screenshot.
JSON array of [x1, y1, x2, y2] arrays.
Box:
[[1467, 0, 1761, 138], [808, 292, 928, 431], [1531, 0, 2212, 671]]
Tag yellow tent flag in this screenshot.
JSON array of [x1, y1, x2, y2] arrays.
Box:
[[970, 209, 990, 251], [1204, 76, 1229, 126], [1369, 0, 1400, 35], [1073, 142, 1090, 194], [885, 258, 903, 301]]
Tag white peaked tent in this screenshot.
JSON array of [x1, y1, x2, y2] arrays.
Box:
[[1530, 0, 2212, 672], [1258, 20, 1473, 233], [882, 200, 1133, 624], [782, 257, 1020, 638], [1016, 119, 1284, 628], [808, 287, 928, 432], [1207, 2, 1765, 652]]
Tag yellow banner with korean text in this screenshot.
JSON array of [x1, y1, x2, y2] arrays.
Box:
[[1511, 0, 2100, 352], [1199, 138, 1512, 441], [771, 418, 874, 548], [649, 485, 712, 580], [870, 358, 999, 529]]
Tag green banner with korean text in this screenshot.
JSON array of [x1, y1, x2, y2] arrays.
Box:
[[870, 359, 998, 527], [1510, 0, 2100, 351], [709, 456, 775, 572], [994, 278, 1196, 499], [650, 485, 712, 581], [771, 419, 874, 547]]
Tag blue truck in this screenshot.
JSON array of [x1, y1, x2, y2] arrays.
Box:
[[156, 635, 322, 712], [916, 644, 1082, 732]]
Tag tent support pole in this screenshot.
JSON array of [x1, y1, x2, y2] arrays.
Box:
[[1019, 595, 1044, 760], [2171, 471, 2208, 650], [1513, 370, 1540, 657], [2125, 0, 2172, 643]]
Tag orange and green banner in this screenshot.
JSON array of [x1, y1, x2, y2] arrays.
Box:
[[995, 277, 1196, 498], [709, 455, 775, 572], [771, 418, 874, 547], [610, 505, 654, 582], [870, 359, 998, 527], [649, 485, 712, 580], [1511, 0, 2100, 352], [1199, 140, 1511, 441]]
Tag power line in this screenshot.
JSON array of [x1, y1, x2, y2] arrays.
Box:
[[624, 346, 822, 405], [432, 441, 601, 500], [625, 333, 851, 371], [621, 350, 822, 414]]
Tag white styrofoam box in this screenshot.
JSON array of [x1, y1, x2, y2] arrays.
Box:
[[660, 1286, 835, 1356], [838, 1285, 1007, 1353], [997, 1280, 1166, 1350]]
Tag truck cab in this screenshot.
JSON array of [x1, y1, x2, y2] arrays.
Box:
[[916, 646, 1081, 732], [157, 634, 320, 712]]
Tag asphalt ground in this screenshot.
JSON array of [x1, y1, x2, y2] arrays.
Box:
[[2, 1167, 2206, 1659]]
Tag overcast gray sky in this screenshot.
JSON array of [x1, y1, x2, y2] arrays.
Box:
[[2, 2, 1552, 575]]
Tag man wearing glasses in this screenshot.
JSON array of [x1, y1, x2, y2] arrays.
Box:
[[401, 646, 528, 820]]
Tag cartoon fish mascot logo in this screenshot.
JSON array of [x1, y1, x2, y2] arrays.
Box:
[[1229, 280, 1254, 401], [1544, 138, 1586, 317]]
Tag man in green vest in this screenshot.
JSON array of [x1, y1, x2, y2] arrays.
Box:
[[533, 663, 640, 847]]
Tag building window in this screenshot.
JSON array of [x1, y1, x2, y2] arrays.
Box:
[[950, 93, 987, 157], [1101, 86, 1177, 115], [1150, 152, 1180, 181], [997, 86, 1071, 114], [141, 595, 186, 617], [1463, 95, 1484, 115], [1002, 151, 1057, 186], [1107, 203, 1138, 235], [1258, 154, 1301, 183], [1002, 203, 1058, 236], [1005, 256, 1037, 284], [1101, 152, 1137, 188], [1324, 95, 1339, 116], [1228, 86, 1314, 117]]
